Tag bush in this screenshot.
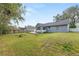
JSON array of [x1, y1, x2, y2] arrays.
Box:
[[62, 42, 74, 52], [69, 22, 76, 28], [18, 34, 23, 38]]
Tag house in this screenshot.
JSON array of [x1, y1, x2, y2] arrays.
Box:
[[19, 27, 27, 33], [36, 19, 79, 33], [19, 26, 35, 33], [9, 26, 19, 33], [25, 25, 35, 32]]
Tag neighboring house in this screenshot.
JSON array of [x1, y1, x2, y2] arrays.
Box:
[[36, 19, 79, 33], [19, 26, 35, 33], [19, 27, 27, 33], [25, 26, 35, 32], [9, 26, 19, 33]]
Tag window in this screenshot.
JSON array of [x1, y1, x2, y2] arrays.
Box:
[[48, 26, 50, 29], [43, 27, 46, 30], [37, 27, 40, 30]]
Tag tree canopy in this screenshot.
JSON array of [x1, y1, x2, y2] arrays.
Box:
[[0, 3, 25, 34], [53, 5, 79, 28]]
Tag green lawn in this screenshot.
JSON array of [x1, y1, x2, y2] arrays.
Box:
[[0, 33, 79, 56]]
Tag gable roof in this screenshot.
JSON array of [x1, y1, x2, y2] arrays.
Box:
[[36, 20, 69, 27]]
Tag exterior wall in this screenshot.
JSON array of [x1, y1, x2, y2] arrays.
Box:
[[69, 23, 79, 32], [46, 25, 69, 32], [36, 27, 46, 33], [36, 25, 69, 33]]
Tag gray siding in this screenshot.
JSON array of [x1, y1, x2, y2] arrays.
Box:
[[45, 25, 69, 32]]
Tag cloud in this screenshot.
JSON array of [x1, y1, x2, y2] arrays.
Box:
[[27, 7, 37, 13], [25, 7, 38, 16]]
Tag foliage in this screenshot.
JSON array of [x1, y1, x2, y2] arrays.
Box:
[[0, 3, 24, 24], [63, 5, 79, 28], [53, 5, 79, 28], [53, 14, 63, 21], [69, 22, 76, 28], [62, 42, 74, 52], [0, 3, 25, 34]]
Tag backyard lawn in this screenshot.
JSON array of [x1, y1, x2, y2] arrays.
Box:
[[0, 33, 79, 56]]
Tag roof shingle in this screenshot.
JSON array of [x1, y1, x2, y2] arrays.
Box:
[[36, 20, 69, 27]]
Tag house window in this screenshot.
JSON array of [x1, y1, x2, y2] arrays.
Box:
[[48, 26, 50, 29], [37, 27, 40, 30], [43, 27, 46, 30]]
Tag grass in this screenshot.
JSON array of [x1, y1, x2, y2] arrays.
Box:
[[0, 32, 79, 56]]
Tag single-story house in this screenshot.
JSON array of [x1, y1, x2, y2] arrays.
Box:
[[36, 19, 79, 33], [19, 26, 35, 33], [9, 26, 19, 33]]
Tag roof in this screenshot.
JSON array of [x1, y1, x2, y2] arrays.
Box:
[[36, 20, 69, 27]]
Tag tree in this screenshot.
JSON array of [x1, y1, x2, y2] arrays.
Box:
[[63, 5, 79, 28], [53, 5, 79, 28], [0, 3, 25, 34], [53, 14, 63, 22]]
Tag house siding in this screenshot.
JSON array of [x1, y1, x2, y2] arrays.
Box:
[[36, 19, 79, 33], [45, 25, 69, 32]]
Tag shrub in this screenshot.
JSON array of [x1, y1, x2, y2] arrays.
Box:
[[69, 22, 76, 28], [62, 42, 74, 52], [18, 34, 23, 38]]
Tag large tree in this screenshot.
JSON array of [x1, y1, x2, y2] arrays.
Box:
[[0, 3, 25, 34], [53, 14, 63, 22], [63, 5, 79, 28], [54, 5, 79, 28]]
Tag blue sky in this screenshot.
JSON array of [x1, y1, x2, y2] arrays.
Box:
[[17, 3, 79, 27]]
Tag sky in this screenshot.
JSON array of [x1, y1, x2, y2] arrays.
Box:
[[15, 3, 79, 27]]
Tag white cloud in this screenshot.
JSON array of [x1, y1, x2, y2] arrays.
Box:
[[25, 7, 38, 16]]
